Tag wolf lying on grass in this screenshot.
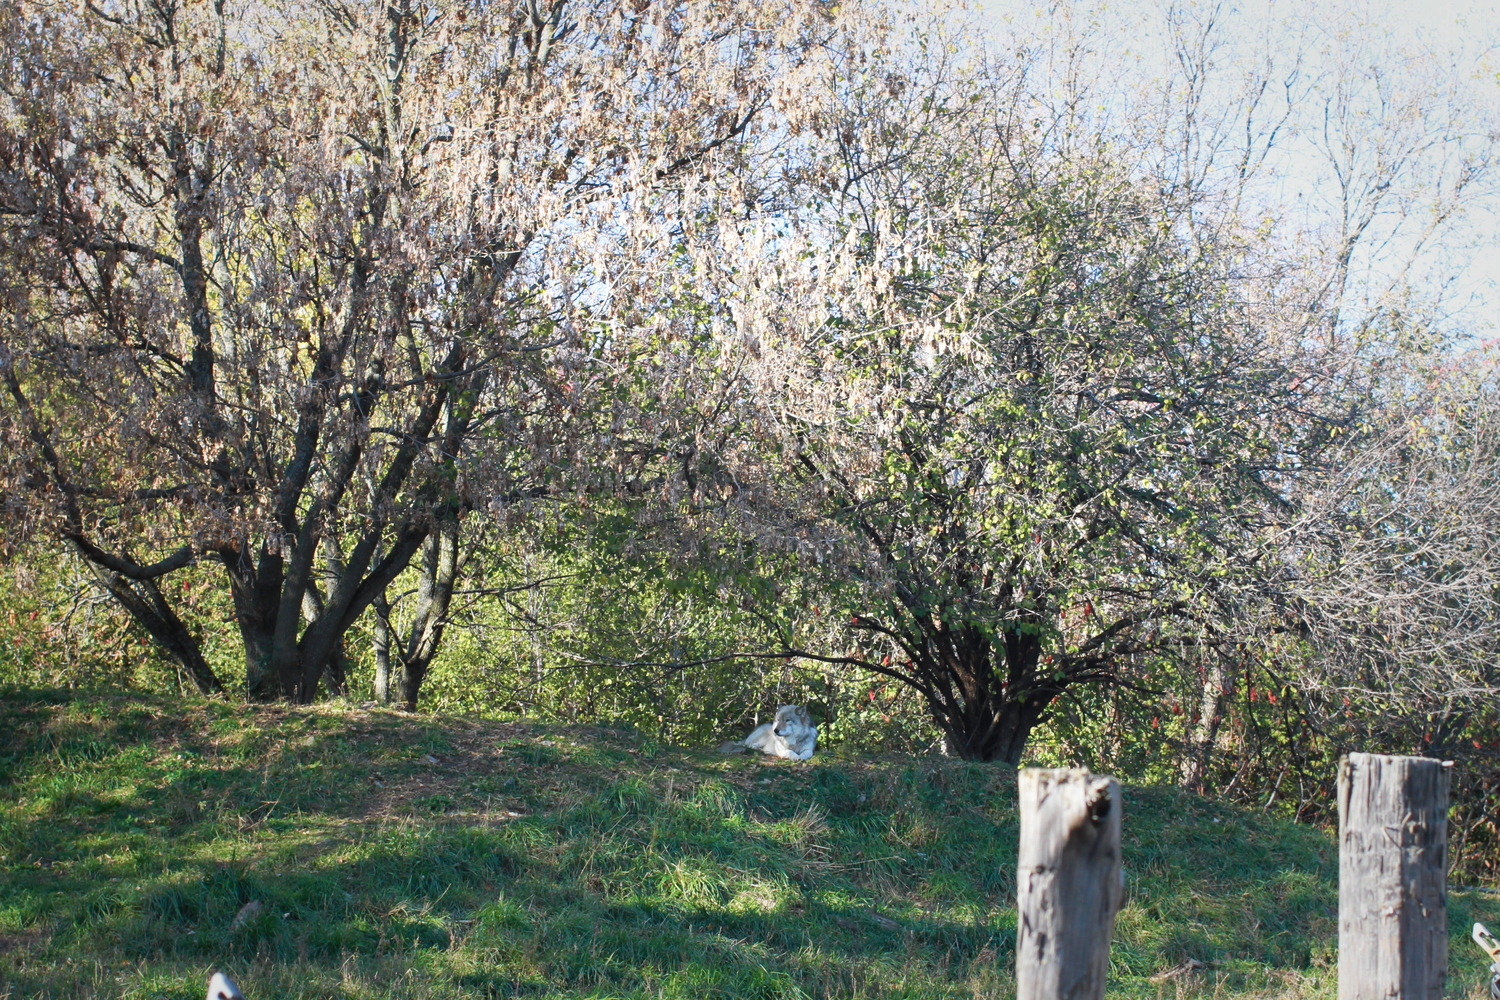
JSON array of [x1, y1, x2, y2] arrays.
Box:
[[743, 705, 818, 760]]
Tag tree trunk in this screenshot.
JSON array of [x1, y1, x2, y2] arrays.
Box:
[[1179, 648, 1231, 792], [922, 631, 1054, 764], [298, 557, 352, 701], [373, 593, 394, 704], [223, 548, 281, 699], [938, 694, 1051, 764], [324, 645, 348, 697], [371, 519, 466, 712], [399, 661, 427, 713], [83, 557, 222, 695]]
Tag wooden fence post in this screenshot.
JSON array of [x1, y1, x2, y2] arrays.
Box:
[[1016, 768, 1124, 1000], [1338, 752, 1451, 1000]]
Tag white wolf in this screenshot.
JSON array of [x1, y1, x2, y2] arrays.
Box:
[[743, 705, 818, 760]]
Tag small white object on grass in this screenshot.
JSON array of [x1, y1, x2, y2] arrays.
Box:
[[207, 971, 244, 1000]]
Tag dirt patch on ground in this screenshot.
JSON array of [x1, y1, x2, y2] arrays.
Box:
[[323, 713, 651, 823], [0, 929, 46, 954]]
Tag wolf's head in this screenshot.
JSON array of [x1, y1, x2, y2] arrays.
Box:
[[772, 704, 814, 738]]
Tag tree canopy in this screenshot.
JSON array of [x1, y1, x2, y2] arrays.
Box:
[[1, 0, 1498, 828], [0, 0, 856, 700]]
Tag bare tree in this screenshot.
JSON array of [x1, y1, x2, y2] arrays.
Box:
[[1274, 350, 1500, 704], [0, 0, 857, 701]]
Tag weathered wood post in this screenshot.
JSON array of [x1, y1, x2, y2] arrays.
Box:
[[1016, 768, 1124, 1000], [1338, 752, 1451, 1000]]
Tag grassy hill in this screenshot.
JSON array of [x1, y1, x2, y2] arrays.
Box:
[[0, 689, 1495, 999]]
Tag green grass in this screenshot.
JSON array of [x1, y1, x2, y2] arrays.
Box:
[[0, 688, 1495, 999]]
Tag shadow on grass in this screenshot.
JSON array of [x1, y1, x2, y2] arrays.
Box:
[[5, 688, 1494, 1000]]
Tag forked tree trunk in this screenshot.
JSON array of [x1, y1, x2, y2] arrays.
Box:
[[370, 519, 466, 711], [915, 626, 1057, 764], [938, 694, 1051, 764]]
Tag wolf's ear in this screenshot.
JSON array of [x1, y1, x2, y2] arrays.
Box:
[[797, 706, 814, 726]]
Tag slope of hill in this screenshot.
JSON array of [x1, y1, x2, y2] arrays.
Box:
[[0, 689, 1495, 999]]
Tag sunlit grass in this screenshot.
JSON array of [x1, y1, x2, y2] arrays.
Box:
[[0, 688, 1495, 998]]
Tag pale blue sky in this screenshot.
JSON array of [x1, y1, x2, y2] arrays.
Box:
[[966, 0, 1500, 338]]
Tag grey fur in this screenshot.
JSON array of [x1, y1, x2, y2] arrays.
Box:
[[743, 705, 817, 760]]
